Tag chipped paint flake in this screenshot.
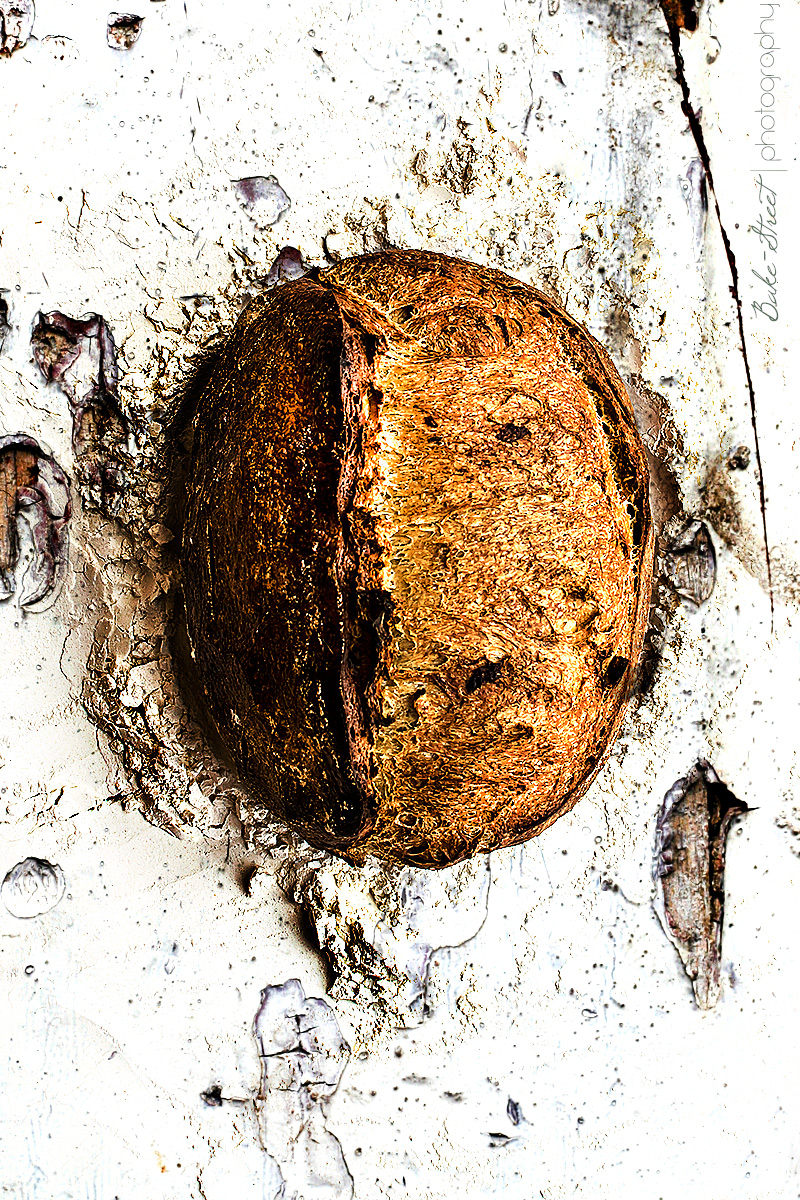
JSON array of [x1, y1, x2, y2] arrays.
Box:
[[0, 0, 33, 55], [1, 857, 66, 917], [234, 176, 291, 229], [0, 435, 70, 611], [31, 311, 131, 514], [654, 761, 748, 1008], [106, 13, 144, 51], [254, 979, 353, 1200]]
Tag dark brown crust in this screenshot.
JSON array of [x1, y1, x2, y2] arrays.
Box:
[[181, 280, 369, 849], [182, 250, 654, 867]]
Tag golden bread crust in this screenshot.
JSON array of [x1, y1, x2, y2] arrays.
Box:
[[182, 250, 654, 867]]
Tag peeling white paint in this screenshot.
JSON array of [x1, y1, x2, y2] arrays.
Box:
[[1, 856, 65, 917], [254, 979, 352, 1200], [0, 0, 798, 1197]]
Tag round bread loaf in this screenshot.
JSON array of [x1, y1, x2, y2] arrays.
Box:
[[181, 250, 654, 867]]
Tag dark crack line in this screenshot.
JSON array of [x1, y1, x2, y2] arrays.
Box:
[[664, 17, 774, 624]]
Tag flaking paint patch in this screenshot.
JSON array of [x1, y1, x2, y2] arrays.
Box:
[[253, 979, 353, 1200], [0, 0, 33, 55], [260, 843, 491, 1041], [654, 760, 748, 1008], [0, 296, 9, 352], [234, 177, 292, 229], [663, 520, 717, 608], [680, 158, 708, 261], [106, 13, 144, 51], [0, 435, 70, 612], [1, 856, 66, 917], [31, 311, 132, 515]]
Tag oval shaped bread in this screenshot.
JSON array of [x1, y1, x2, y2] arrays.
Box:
[[181, 250, 654, 867]]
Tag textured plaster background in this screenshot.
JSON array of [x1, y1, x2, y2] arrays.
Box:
[[1, 1, 798, 1197]]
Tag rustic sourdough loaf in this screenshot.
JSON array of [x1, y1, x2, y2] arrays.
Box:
[[181, 250, 654, 867]]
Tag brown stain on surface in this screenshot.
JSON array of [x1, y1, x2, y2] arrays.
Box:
[[660, 0, 700, 33]]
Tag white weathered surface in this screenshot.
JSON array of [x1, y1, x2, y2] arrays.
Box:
[[253, 978, 352, 1199], [1, 1, 798, 1197]]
